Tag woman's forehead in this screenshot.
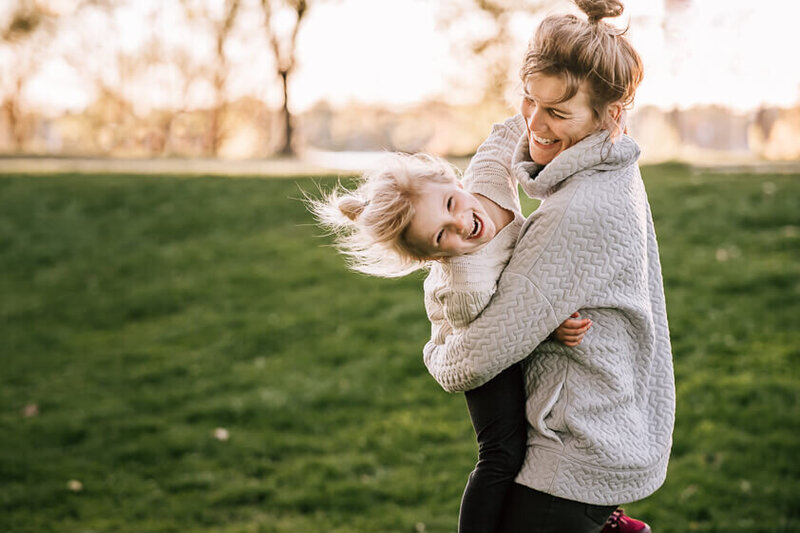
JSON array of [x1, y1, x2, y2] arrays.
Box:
[[525, 74, 589, 107]]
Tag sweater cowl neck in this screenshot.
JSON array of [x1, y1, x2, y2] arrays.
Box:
[[512, 131, 641, 200]]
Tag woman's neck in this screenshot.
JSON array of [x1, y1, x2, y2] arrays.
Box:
[[475, 194, 514, 232]]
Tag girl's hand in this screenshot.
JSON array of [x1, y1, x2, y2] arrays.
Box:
[[553, 312, 592, 347]]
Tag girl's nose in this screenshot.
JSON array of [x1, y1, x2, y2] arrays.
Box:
[[456, 211, 472, 235]]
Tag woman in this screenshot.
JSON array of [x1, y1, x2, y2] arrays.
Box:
[[423, 1, 675, 531]]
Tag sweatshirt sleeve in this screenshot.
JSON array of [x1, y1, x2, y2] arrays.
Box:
[[423, 261, 497, 342], [463, 114, 526, 214], [422, 184, 624, 392]]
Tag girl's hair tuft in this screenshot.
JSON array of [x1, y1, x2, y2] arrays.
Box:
[[337, 195, 367, 222]]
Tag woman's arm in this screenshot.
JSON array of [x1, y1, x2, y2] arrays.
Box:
[[423, 270, 559, 392], [423, 185, 624, 392]]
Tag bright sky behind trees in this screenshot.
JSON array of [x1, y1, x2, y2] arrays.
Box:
[[11, 0, 800, 115]]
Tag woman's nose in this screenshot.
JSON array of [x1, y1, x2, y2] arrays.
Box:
[[528, 107, 545, 131]]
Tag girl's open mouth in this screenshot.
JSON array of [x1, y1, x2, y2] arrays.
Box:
[[468, 213, 483, 239]]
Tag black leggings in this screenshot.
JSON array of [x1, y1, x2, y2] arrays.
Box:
[[498, 483, 618, 533], [458, 363, 527, 533]]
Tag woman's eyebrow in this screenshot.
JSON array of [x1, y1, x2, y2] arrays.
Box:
[[547, 105, 571, 115], [524, 90, 569, 113]]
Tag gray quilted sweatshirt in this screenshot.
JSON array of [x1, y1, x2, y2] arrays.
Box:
[[422, 129, 675, 505]]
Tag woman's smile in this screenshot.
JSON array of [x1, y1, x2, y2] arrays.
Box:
[[521, 74, 598, 165]]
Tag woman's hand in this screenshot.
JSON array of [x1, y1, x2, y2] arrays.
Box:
[[553, 312, 592, 347]]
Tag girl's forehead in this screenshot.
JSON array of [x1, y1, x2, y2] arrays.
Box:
[[418, 178, 459, 194]]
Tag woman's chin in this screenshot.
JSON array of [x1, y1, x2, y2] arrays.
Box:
[[529, 140, 565, 165], [530, 147, 558, 166]]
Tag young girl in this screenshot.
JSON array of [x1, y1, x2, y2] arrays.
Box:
[[309, 116, 596, 533]]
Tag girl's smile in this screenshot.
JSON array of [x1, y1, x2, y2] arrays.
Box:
[[404, 180, 497, 258]]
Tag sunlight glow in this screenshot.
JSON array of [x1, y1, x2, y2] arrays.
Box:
[[12, 0, 800, 114]]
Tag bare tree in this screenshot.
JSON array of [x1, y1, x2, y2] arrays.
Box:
[[438, 0, 544, 103], [259, 0, 309, 156], [208, 0, 241, 156], [0, 1, 57, 151]]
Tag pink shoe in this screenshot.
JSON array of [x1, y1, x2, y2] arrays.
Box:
[[600, 508, 651, 533]]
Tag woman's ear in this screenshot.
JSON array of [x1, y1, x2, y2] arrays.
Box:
[[605, 102, 626, 136], [607, 102, 623, 124]]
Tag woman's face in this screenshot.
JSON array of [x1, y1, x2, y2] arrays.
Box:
[[404, 180, 496, 258], [520, 73, 599, 166]]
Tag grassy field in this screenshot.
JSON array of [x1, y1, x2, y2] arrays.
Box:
[[1, 166, 798, 533]]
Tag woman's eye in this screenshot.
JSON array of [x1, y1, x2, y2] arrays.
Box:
[[436, 230, 444, 244], [550, 110, 565, 119]]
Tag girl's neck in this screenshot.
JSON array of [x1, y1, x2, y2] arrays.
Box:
[[476, 194, 514, 232]]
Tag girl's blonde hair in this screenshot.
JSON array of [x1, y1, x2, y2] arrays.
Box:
[[521, 0, 643, 135], [309, 152, 459, 278]]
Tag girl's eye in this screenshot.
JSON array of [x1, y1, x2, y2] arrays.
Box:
[[446, 197, 453, 211]]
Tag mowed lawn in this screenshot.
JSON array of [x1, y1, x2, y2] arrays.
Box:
[[1, 166, 798, 533]]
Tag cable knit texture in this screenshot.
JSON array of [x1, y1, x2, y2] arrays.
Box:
[[422, 128, 675, 506], [424, 115, 526, 342]]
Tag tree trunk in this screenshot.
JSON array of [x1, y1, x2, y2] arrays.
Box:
[[279, 70, 293, 155]]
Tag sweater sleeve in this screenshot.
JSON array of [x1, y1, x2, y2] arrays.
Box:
[[423, 261, 497, 342], [423, 265, 454, 346], [463, 114, 526, 214], [422, 183, 624, 392]]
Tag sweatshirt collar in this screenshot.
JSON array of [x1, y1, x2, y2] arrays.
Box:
[[512, 131, 641, 200]]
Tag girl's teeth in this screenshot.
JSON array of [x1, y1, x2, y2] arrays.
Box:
[[471, 215, 481, 237]]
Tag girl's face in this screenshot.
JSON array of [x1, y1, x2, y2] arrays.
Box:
[[404, 180, 496, 258], [521, 73, 599, 165]]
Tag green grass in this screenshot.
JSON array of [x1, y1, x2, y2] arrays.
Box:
[[1, 166, 798, 532]]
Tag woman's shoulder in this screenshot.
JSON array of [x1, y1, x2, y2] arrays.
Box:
[[567, 162, 643, 206]]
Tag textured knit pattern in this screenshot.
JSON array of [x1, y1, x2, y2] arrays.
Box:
[[424, 115, 526, 343], [423, 130, 676, 506]]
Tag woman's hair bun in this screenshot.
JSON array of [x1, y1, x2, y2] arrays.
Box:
[[337, 195, 367, 222], [574, 0, 624, 23]]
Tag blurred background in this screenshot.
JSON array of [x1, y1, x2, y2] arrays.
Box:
[[2, 0, 800, 169]]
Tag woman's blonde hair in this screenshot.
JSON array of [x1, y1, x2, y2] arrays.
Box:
[[521, 0, 643, 134], [309, 152, 459, 278]]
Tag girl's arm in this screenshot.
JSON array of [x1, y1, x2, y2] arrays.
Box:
[[463, 114, 526, 214]]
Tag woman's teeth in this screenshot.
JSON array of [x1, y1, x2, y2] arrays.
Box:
[[533, 133, 557, 145]]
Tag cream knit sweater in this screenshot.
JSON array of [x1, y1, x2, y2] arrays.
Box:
[[423, 126, 675, 506], [424, 115, 526, 342]]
